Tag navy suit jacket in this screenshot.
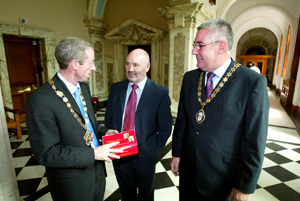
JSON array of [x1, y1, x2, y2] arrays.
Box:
[[172, 59, 269, 196], [26, 74, 108, 201], [105, 78, 172, 164]]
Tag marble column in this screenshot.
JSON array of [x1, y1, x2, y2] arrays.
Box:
[[0, 86, 20, 201], [159, 2, 213, 113], [84, 20, 108, 98]]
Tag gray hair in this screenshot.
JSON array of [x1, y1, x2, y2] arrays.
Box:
[[197, 19, 233, 51], [54, 37, 93, 70]]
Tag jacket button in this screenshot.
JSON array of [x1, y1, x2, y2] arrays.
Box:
[[196, 132, 199, 135]]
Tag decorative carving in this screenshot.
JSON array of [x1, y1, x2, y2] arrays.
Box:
[[94, 41, 103, 91], [173, 33, 185, 101], [105, 19, 165, 45], [107, 63, 114, 92], [158, 2, 212, 28], [105, 19, 165, 84]]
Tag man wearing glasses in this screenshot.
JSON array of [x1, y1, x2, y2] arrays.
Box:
[[171, 19, 269, 201]]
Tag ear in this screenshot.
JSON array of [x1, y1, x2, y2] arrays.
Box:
[[70, 59, 79, 70], [217, 41, 227, 55], [146, 63, 151, 72]]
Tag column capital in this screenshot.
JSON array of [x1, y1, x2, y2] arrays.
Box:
[[159, 2, 212, 28], [84, 19, 107, 38]]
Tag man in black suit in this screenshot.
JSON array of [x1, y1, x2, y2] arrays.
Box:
[[25, 37, 122, 201], [105, 48, 173, 201], [171, 19, 269, 201]]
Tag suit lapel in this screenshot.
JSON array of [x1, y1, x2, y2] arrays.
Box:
[[52, 75, 85, 123], [120, 80, 129, 114], [204, 60, 238, 107], [136, 78, 151, 113]]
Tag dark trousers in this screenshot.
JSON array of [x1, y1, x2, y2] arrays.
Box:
[[179, 169, 229, 201], [113, 160, 156, 201]]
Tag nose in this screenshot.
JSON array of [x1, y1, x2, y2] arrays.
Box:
[[192, 46, 198, 55], [127, 64, 133, 71], [91, 63, 96, 71]]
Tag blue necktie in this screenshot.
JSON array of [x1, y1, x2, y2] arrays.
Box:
[[74, 87, 99, 148]]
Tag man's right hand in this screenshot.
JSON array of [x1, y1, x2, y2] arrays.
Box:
[[170, 157, 180, 176], [94, 141, 123, 162]]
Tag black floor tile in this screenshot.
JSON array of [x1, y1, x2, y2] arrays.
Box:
[[264, 166, 299, 182], [13, 148, 33, 157], [293, 147, 300, 154], [265, 183, 300, 201], [10, 141, 23, 149], [266, 142, 286, 151], [160, 158, 172, 171], [155, 172, 174, 190], [25, 156, 39, 166], [17, 178, 42, 196], [15, 167, 23, 177], [264, 152, 293, 164]]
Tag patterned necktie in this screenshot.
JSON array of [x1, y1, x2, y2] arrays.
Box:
[[74, 87, 99, 148], [123, 84, 138, 132], [206, 72, 216, 99]]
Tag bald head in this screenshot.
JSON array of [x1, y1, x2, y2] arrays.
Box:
[[126, 48, 150, 83]]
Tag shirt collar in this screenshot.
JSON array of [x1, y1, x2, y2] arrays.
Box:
[[57, 72, 79, 95], [128, 77, 147, 91], [211, 57, 231, 78]]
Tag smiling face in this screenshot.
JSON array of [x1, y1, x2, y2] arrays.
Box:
[[192, 28, 222, 72], [126, 49, 150, 83], [75, 47, 95, 82]]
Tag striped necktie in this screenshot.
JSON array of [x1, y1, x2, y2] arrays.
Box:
[[206, 72, 216, 99]]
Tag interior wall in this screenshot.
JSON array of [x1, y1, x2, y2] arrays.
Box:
[[0, 0, 90, 44]]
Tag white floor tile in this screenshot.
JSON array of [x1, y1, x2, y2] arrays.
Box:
[[284, 178, 300, 194], [154, 186, 179, 201], [277, 149, 300, 161], [17, 166, 45, 180], [12, 156, 31, 168], [257, 170, 281, 187], [262, 157, 278, 168], [251, 188, 279, 201], [280, 162, 300, 177]]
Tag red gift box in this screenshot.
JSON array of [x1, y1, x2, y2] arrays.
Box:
[[102, 130, 138, 159]]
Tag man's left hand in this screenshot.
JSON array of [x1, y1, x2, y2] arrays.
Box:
[[228, 188, 250, 201]]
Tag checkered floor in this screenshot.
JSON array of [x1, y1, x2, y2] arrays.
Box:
[[9, 108, 300, 201]]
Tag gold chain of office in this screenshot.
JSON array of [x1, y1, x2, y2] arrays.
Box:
[[195, 63, 240, 124], [48, 80, 95, 147]]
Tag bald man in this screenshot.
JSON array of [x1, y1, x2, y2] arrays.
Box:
[[105, 49, 172, 201]]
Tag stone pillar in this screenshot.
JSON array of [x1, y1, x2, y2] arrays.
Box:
[[0, 86, 20, 201], [84, 20, 108, 98], [159, 2, 212, 113]]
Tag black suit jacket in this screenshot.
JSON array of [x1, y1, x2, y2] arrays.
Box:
[[25, 74, 108, 201], [172, 59, 269, 196], [105, 78, 172, 164]]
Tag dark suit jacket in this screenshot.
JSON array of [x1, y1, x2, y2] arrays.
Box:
[[172, 59, 269, 197], [25, 74, 108, 201], [105, 78, 172, 164]]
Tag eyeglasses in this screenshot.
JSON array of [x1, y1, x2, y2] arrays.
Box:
[[193, 41, 220, 50]]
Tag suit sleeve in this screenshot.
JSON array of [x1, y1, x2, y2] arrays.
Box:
[[234, 75, 269, 193], [172, 74, 187, 157], [25, 91, 95, 169], [104, 84, 115, 129], [156, 87, 173, 151]]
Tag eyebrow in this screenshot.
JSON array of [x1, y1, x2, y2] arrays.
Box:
[[194, 41, 205, 44]]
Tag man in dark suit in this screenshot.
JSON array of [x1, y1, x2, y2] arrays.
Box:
[[105, 48, 173, 201], [171, 19, 269, 201], [25, 37, 122, 201]]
